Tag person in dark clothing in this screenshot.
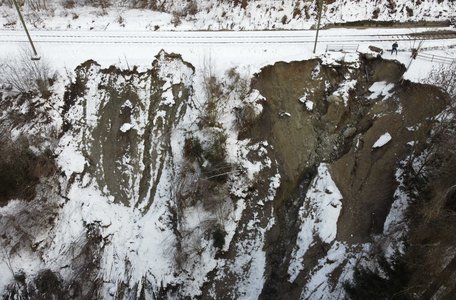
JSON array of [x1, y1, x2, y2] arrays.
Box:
[[391, 42, 398, 55]]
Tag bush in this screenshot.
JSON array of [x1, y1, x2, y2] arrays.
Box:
[[205, 131, 227, 166], [0, 135, 56, 204], [28, 269, 66, 300], [84, 0, 110, 10], [183, 137, 203, 162], [424, 64, 456, 99], [25, 0, 49, 11], [234, 104, 257, 130], [171, 11, 181, 27], [185, 0, 198, 16], [345, 256, 410, 299], [212, 225, 227, 249], [0, 48, 54, 98], [62, 0, 75, 9]]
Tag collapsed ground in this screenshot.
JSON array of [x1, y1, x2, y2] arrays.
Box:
[[0, 51, 455, 299]]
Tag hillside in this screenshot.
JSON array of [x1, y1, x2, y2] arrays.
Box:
[[0, 0, 455, 31], [1, 48, 455, 298], [1, 0, 456, 298]]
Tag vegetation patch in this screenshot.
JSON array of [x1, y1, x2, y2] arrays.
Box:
[[0, 136, 56, 206]]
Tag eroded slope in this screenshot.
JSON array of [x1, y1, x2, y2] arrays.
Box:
[[0, 52, 452, 300]]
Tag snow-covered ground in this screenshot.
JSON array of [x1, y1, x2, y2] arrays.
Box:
[[1, 27, 455, 82]]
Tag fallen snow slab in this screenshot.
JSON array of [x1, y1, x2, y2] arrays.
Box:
[[372, 132, 392, 149], [305, 100, 314, 111], [368, 81, 395, 100], [120, 123, 134, 132], [299, 94, 314, 111]]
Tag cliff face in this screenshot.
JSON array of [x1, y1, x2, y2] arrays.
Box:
[[0, 51, 453, 299]]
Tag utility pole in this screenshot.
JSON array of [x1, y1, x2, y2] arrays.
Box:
[[12, 0, 40, 60], [313, 0, 323, 54]]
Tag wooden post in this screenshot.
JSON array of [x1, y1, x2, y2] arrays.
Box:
[[313, 0, 323, 54], [12, 0, 40, 60]]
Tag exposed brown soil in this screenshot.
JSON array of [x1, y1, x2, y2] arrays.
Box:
[[332, 83, 447, 243], [247, 54, 449, 298], [250, 59, 340, 198], [69, 54, 193, 209]]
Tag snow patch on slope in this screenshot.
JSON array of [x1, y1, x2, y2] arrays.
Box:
[[372, 132, 392, 148], [288, 163, 343, 282], [368, 81, 395, 100]]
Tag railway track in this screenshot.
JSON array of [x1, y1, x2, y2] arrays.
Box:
[[1, 29, 455, 45]]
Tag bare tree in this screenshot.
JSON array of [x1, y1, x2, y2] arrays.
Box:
[[424, 64, 456, 100]]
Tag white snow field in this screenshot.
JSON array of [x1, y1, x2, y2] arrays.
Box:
[[1, 27, 456, 80]]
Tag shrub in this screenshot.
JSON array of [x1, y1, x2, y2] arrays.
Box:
[[62, 0, 75, 9], [171, 11, 181, 27], [183, 137, 203, 162], [0, 48, 54, 98], [424, 64, 456, 99], [0, 135, 56, 204], [200, 74, 223, 127], [205, 130, 227, 167], [234, 104, 257, 130], [372, 7, 380, 19], [185, 0, 198, 16], [84, 0, 110, 9], [117, 14, 125, 25], [28, 269, 66, 300], [212, 225, 227, 249], [345, 256, 410, 299], [25, 0, 49, 11]]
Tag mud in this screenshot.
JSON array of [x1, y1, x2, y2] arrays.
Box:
[[333, 81, 447, 243], [68, 53, 194, 209], [248, 55, 447, 298]]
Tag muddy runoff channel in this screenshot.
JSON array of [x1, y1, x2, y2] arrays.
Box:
[[248, 56, 447, 298]]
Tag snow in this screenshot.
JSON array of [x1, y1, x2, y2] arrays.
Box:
[[301, 241, 372, 299], [300, 94, 314, 111], [279, 112, 291, 117], [368, 81, 395, 100], [119, 123, 134, 132], [231, 213, 275, 300], [372, 132, 392, 149], [56, 135, 87, 177], [383, 165, 410, 258], [333, 79, 358, 106], [305, 100, 314, 111], [288, 163, 343, 283], [302, 242, 348, 298]]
